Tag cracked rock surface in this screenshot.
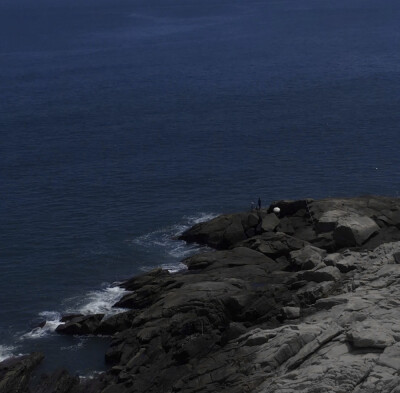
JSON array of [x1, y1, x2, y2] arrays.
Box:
[[3, 196, 400, 393]]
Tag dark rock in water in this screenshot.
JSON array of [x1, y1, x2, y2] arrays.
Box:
[[32, 320, 46, 329], [56, 314, 104, 335], [0, 352, 44, 393], [7, 196, 400, 393], [178, 211, 264, 249]]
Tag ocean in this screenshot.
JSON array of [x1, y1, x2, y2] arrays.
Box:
[[1, 0, 400, 375]]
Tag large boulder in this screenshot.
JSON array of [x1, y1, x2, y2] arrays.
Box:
[[223, 219, 247, 246], [56, 314, 104, 335], [333, 214, 379, 247], [297, 266, 341, 283], [316, 209, 380, 248], [316, 210, 348, 233], [347, 320, 395, 349], [261, 213, 280, 232], [289, 245, 327, 270]]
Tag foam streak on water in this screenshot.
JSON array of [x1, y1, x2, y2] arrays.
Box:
[[21, 311, 63, 340], [10, 213, 216, 360], [133, 212, 218, 272], [0, 345, 18, 362], [64, 285, 128, 316], [21, 285, 129, 341], [19, 213, 214, 344]]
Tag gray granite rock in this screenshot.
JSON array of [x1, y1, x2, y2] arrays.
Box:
[[316, 209, 347, 232], [334, 214, 380, 247], [281, 306, 301, 320], [347, 320, 395, 349], [261, 213, 280, 232], [297, 266, 341, 283], [289, 245, 326, 270], [7, 196, 400, 393]]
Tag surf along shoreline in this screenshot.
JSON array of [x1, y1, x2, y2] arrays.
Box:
[[3, 196, 400, 393]]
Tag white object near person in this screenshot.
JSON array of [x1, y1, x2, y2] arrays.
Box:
[[273, 207, 281, 214]]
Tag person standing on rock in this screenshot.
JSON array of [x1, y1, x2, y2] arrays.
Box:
[[250, 201, 255, 211], [257, 197, 261, 210]]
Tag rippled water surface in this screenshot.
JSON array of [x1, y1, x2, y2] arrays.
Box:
[[1, 0, 400, 373]]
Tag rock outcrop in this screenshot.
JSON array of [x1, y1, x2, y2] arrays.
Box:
[[4, 196, 400, 393], [0, 352, 44, 393]]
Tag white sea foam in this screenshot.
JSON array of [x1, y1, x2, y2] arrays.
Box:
[[79, 370, 103, 380], [22, 285, 128, 340], [0, 345, 17, 362], [20, 213, 216, 343], [21, 311, 62, 339], [133, 212, 218, 269], [64, 285, 128, 317]]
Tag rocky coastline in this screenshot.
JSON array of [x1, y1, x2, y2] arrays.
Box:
[[3, 196, 400, 392]]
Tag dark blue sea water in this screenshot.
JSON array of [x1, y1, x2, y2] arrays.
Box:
[[1, 0, 400, 375]]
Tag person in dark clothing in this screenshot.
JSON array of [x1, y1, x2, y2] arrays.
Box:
[[257, 197, 261, 210]]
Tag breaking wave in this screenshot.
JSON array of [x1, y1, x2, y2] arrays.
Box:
[[0, 345, 18, 362], [64, 284, 128, 317], [22, 285, 128, 340], [132, 212, 217, 271], [18, 213, 217, 347], [21, 311, 62, 339]]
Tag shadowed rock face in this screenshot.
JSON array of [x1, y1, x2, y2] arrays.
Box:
[[56, 314, 105, 335], [181, 196, 400, 253], [5, 196, 400, 393], [0, 353, 44, 393]]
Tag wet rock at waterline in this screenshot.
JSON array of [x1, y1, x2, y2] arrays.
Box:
[[5, 196, 400, 393]]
